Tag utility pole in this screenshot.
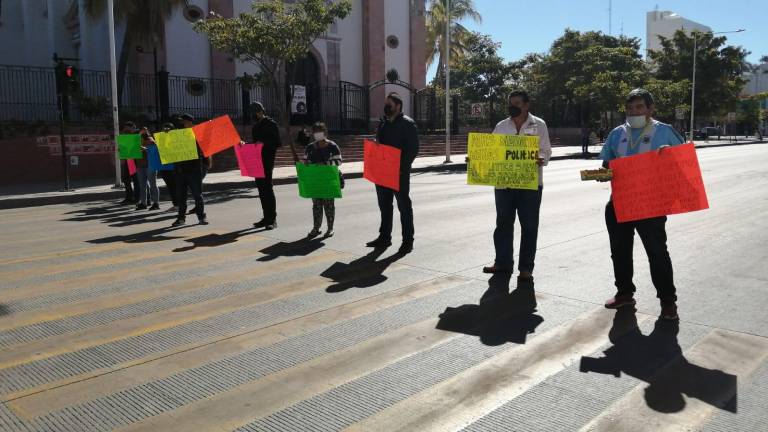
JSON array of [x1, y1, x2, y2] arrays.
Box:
[[444, 0, 452, 163]]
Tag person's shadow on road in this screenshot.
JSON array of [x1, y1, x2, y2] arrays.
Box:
[[0, 304, 10, 317], [257, 238, 326, 262], [320, 248, 406, 293], [87, 225, 188, 244], [579, 308, 737, 413], [436, 274, 544, 346], [173, 227, 259, 252]]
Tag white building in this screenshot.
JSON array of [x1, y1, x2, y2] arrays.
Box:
[[0, 0, 427, 124], [646, 10, 711, 56]]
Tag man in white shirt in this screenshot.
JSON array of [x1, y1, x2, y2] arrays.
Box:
[[483, 90, 552, 280]]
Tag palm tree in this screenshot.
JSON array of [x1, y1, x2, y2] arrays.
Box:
[[425, 0, 482, 79], [83, 0, 188, 105]]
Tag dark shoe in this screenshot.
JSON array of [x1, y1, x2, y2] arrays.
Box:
[[119, 199, 134, 205], [149, 204, 160, 211], [264, 221, 277, 230], [198, 215, 209, 225], [324, 229, 334, 238], [171, 218, 185, 227], [366, 237, 392, 248], [518, 271, 534, 282], [136, 203, 147, 210], [604, 294, 636, 309], [307, 228, 321, 238], [482, 264, 512, 274], [398, 241, 413, 254], [253, 219, 267, 228], [660, 301, 679, 321]]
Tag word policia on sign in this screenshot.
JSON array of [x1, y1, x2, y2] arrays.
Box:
[[610, 143, 709, 223], [467, 133, 540, 190]]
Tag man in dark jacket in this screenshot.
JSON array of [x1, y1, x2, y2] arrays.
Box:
[[366, 92, 420, 254], [171, 113, 208, 226], [249, 102, 282, 230]]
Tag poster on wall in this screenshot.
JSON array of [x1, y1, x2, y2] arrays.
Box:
[[291, 85, 307, 114]]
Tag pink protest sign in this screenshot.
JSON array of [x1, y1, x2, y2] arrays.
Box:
[[127, 159, 137, 176], [234, 143, 265, 178]]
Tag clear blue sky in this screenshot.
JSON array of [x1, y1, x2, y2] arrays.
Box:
[[427, 0, 768, 81]]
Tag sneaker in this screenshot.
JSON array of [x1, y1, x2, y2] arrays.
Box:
[[253, 219, 267, 228], [482, 264, 512, 274], [365, 237, 392, 248], [604, 294, 636, 309], [324, 229, 334, 238], [264, 221, 277, 230], [398, 241, 413, 254], [149, 204, 160, 211], [307, 228, 321, 238], [198, 217, 209, 225], [171, 218, 185, 227], [660, 301, 679, 321]]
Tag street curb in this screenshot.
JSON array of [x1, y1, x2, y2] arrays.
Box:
[[1, 140, 764, 209]]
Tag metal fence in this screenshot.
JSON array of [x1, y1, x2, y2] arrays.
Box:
[[0, 65, 371, 134]]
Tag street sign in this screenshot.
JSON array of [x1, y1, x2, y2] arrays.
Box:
[[470, 103, 484, 118]]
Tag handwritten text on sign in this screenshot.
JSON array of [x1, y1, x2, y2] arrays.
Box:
[[234, 143, 265, 178], [296, 163, 342, 199], [467, 133, 539, 190], [155, 129, 198, 164], [609, 143, 709, 223], [363, 139, 401, 191]]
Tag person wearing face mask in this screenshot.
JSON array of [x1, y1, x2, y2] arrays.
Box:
[[303, 122, 342, 238], [366, 92, 420, 254], [245, 102, 282, 230], [482, 90, 552, 281], [599, 88, 685, 321]]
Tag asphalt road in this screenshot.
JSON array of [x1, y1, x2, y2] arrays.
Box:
[[0, 144, 766, 431]]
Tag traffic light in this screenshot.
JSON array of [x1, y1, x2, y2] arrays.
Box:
[[55, 61, 79, 95]]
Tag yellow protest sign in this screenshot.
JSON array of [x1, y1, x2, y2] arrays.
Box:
[[155, 129, 198, 164], [467, 133, 539, 190]]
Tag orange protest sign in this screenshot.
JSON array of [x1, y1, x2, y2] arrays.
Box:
[[191, 115, 241, 157], [609, 143, 709, 223], [363, 139, 401, 191]]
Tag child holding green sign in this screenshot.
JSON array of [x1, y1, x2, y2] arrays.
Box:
[[303, 122, 342, 238]]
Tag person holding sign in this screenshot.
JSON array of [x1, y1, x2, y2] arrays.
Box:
[[249, 102, 282, 230], [157, 123, 179, 212], [482, 90, 552, 280], [303, 122, 343, 238], [136, 128, 160, 210], [171, 114, 209, 226], [599, 88, 685, 320], [366, 92, 420, 254], [119, 122, 140, 205]]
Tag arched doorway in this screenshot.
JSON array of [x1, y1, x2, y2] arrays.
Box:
[[287, 53, 321, 125]]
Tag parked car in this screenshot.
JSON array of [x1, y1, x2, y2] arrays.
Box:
[[693, 127, 721, 139]]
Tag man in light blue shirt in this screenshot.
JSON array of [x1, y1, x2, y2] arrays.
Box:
[[600, 89, 685, 321]]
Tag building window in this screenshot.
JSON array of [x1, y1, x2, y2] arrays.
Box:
[[183, 5, 204, 22], [386, 35, 400, 49]]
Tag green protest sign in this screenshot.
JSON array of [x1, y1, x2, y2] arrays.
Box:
[[117, 134, 142, 160], [296, 163, 342, 199]]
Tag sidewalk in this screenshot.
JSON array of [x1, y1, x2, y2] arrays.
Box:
[[1, 138, 764, 209]]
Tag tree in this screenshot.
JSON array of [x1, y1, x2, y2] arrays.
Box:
[[425, 0, 482, 80], [521, 30, 646, 127], [193, 0, 351, 158], [83, 0, 189, 106], [648, 30, 749, 121]]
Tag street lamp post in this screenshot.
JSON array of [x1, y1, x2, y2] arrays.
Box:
[[689, 28, 745, 141], [107, 0, 121, 188], [444, 0, 452, 163]]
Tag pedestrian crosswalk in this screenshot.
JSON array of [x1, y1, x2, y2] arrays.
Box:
[[0, 200, 766, 432]]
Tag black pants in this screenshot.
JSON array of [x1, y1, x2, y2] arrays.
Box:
[[176, 170, 205, 220], [375, 174, 413, 242], [255, 164, 276, 223], [121, 161, 139, 202], [605, 201, 676, 302], [159, 171, 177, 206], [493, 187, 543, 272]]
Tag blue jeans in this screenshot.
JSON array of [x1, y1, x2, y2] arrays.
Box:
[[493, 187, 543, 272], [136, 166, 159, 206]]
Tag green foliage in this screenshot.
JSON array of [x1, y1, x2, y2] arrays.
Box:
[[648, 30, 749, 119], [448, 32, 523, 102], [426, 0, 482, 76]]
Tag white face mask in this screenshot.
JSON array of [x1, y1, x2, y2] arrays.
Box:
[[627, 115, 647, 129], [313, 132, 326, 141]]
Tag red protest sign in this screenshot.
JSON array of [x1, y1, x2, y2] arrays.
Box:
[[192, 115, 241, 157], [609, 143, 709, 223], [363, 139, 401, 191]]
